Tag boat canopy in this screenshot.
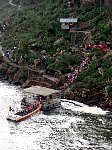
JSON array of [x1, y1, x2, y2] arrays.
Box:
[[23, 86, 60, 96]]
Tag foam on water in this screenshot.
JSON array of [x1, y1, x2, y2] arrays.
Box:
[[0, 81, 112, 150], [61, 99, 108, 115]]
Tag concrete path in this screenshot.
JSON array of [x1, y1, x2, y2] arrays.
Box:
[[9, 0, 21, 9], [9, 0, 17, 6]]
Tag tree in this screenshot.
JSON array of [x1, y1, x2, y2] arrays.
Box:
[[30, 0, 35, 4], [95, 0, 104, 6]]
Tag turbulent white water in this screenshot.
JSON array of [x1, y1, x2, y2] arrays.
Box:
[[0, 81, 112, 150], [61, 99, 108, 115]]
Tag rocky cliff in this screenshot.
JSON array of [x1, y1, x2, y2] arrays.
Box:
[[0, 0, 112, 112]]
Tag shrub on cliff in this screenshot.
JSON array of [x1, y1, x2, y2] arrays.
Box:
[[108, 86, 112, 97], [0, 63, 9, 75], [78, 4, 112, 43], [0, 54, 3, 62], [19, 67, 28, 79], [47, 53, 81, 74], [47, 55, 70, 74], [71, 82, 85, 91]]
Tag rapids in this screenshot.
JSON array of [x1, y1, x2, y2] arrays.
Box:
[[0, 81, 112, 150]]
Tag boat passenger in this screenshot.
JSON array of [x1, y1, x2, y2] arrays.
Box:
[[39, 96, 42, 104], [9, 106, 14, 112], [32, 102, 38, 110], [9, 106, 12, 111], [49, 94, 52, 99]]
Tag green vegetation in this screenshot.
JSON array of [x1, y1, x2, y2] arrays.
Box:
[[1, 0, 75, 74], [47, 53, 81, 74], [0, 54, 3, 62], [19, 66, 28, 79], [0, 63, 9, 75], [2, 0, 70, 53], [108, 86, 112, 97], [78, 5, 112, 43], [76, 48, 112, 92], [0, 0, 17, 21], [72, 4, 112, 93], [0, 0, 112, 88]]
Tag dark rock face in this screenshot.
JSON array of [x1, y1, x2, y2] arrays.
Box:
[[64, 90, 112, 111], [104, 0, 112, 6], [0, 61, 59, 89]]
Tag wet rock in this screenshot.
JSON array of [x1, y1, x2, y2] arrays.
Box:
[[13, 71, 21, 83], [65, 91, 75, 100]]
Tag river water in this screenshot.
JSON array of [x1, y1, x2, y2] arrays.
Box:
[[0, 81, 112, 150]]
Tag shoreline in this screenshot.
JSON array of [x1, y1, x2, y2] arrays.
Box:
[[0, 1, 112, 113], [0, 72, 112, 112], [0, 37, 112, 112]]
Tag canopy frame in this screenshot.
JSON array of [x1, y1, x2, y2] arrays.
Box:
[[23, 86, 60, 96]]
